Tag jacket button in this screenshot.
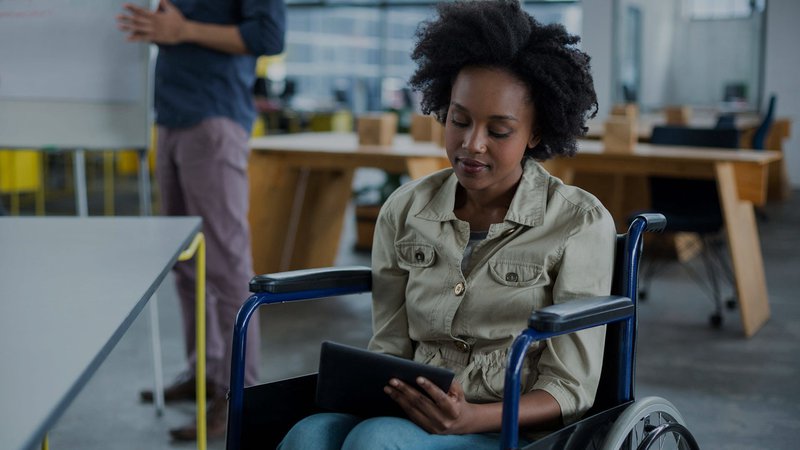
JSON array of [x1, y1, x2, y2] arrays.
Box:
[[505, 272, 519, 282], [415, 251, 425, 262], [454, 282, 465, 296], [454, 340, 470, 353]]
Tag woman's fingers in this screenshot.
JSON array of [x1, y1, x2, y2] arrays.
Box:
[[384, 377, 468, 434], [415, 377, 458, 415]]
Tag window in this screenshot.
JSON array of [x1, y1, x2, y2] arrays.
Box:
[[271, 1, 582, 116], [614, 0, 766, 111], [686, 0, 766, 20]]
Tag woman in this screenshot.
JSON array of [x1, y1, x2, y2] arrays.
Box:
[[280, 1, 615, 448]]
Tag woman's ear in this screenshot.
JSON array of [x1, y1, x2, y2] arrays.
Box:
[[527, 134, 541, 149]]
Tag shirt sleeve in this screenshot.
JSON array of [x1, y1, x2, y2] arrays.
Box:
[[367, 200, 414, 359], [238, 0, 286, 56], [531, 204, 617, 425]]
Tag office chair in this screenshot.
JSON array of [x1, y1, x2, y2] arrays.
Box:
[[641, 126, 740, 327], [714, 113, 736, 129], [751, 94, 776, 150]]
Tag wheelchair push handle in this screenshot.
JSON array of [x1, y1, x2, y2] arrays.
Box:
[[631, 213, 667, 233]]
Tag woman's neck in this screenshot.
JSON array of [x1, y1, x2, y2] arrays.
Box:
[[453, 183, 518, 231]]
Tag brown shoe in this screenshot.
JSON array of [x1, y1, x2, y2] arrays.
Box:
[[169, 394, 228, 441], [140, 373, 219, 403]]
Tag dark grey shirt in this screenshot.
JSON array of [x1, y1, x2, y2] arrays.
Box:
[[154, 0, 286, 133]]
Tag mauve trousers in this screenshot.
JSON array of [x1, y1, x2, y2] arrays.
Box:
[[156, 117, 260, 388]]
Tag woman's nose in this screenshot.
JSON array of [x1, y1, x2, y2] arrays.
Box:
[[463, 129, 487, 153]]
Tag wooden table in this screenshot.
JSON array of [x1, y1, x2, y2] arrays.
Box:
[[248, 132, 449, 274], [247, 132, 780, 337], [543, 140, 782, 337], [585, 111, 762, 141], [0, 217, 201, 450], [586, 111, 792, 202]]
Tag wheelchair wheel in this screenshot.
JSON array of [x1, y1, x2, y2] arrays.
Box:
[[601, 396, 699, 450]]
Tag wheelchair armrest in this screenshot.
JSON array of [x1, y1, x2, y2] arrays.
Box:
[[528, 295, 633, 334], [249, 266, 372, 294]]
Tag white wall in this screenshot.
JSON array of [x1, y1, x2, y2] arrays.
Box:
[[620, 0, 676, 110], [764, 0, 800, 187], [581, 0, 614, 121], [583, 0, 799, 187]]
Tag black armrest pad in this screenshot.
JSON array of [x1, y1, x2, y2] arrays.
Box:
[[249, 266, 372, 294], [528, 296, 633, 333]]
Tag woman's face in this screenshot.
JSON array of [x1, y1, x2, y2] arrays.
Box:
[[445, 66, 538, 197]]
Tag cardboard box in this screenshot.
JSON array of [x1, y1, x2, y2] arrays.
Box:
[[664, 106, 692, 126], [603, 117, 637, 154], [357, 113, 398, 146], [410, 114, 444, 144], [611, 103, 638, 120]]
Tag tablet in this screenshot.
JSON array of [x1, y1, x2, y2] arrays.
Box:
[[316, 341, 455, 418]]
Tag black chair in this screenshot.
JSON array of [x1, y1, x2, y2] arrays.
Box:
[[642, 125, 740, 327], [714, 113, 736, 129], [224, 214, 699, 450], [751, 94, 776, 150]]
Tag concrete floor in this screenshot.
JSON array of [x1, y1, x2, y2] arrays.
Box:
[[27, 171, 800, 450]]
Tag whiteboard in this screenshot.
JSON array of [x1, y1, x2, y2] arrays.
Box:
[[0, 0, 153, 149]]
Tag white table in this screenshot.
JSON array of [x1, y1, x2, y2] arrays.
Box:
[[0, 216, 201, 450]]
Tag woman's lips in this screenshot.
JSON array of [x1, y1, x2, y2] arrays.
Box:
[[457, 157, 489, 174]]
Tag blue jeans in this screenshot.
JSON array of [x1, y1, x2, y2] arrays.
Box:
[[278, 413, 511, 450]]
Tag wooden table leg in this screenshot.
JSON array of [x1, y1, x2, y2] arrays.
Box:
[[248, 153, 300, 275], [288, 168, 354, 270], [248, 152, 356, 273], [715, 162, 770, 337]]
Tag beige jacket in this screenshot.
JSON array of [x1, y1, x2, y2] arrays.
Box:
[[367, 159, 616, 425]]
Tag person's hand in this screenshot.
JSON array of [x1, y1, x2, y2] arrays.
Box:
[[384, 377, 480, 435], [116, 0, 186, 45]]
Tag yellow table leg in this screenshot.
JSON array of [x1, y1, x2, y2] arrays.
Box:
[[178, 232, 206, 450], [104, 152, 115, 216]]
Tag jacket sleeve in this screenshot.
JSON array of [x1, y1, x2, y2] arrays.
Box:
[[238, 0, 286, 56], [530, 204, 616, 425], [367, 199, 414, 359]]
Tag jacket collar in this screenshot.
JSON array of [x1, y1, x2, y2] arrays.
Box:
[[416, 158, 547, 228]]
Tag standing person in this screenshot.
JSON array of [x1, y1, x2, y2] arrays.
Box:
[[279, 1, 615, 449], [117, 0, 285, 441]]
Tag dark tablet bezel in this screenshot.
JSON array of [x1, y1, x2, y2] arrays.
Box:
[[316, 341, 455, 418]]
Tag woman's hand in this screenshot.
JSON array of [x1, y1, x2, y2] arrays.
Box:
[[384, 377, 484, 435]]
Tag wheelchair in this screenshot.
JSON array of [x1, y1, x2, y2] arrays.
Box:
[[225, 213, 700, 450]]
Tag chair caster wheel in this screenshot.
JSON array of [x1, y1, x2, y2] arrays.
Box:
[[725, 298, 737, 310], [709, 314, 723, 328]]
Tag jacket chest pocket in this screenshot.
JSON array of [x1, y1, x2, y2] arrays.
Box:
[[489, 260, 544, 287], [396, 242, 437, 268]]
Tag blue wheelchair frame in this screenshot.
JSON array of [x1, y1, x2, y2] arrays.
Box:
[[225, 213, 696, 450]]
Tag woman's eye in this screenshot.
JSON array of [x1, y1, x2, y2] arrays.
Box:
[[449, 118, 468, 128], [489, 129, 512, 138]]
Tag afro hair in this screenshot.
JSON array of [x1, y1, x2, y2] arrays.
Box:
[[409, 0, 598, 160]]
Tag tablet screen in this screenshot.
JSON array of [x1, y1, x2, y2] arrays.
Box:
[[316, 341, 455, 418]]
